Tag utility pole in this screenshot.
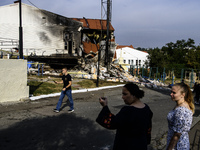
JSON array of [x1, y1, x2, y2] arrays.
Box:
[[96, 2, 104, 87], [17, 0, 23, 59], [101, 0, 112, 69], [97, 0, 112, 87], [105, 0, 111, 71], [96, 44, 101, 87]]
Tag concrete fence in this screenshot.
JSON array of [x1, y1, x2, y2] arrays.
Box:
[[0, 59, 29, 103]]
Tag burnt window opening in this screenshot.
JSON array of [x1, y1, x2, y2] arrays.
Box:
[[64, 32, 73, 54], [68, 41, 72, 55], [64, 32, 72, 41], [64, 42, 67, 50], [42, 17, 46, 24]]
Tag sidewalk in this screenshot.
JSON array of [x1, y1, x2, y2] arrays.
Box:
[[27, 84, 200, 150], [0, 85, 200, 150], [189, 106, 200, 150]]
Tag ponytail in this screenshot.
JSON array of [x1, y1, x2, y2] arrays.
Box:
[[175, 83, 195, 114]]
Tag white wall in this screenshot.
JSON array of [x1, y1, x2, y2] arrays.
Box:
[[0, 3, 67, 56], [0, 59, 29, 103], [115, 47, 148, 67]]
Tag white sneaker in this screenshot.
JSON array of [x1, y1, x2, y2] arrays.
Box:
[[53, 109, 60, 113], [68, 109, 74, 113]]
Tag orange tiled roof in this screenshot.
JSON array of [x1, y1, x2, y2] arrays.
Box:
[[82, 41, 99, 54], [72, 18, 114, 31], [116, 45, 134, 49]]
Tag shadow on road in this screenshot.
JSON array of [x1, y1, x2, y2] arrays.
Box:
[[60, 100, 70, 111], [0, 114, 114, 150]]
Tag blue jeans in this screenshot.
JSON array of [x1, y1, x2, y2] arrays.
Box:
[[56, 89, 74, 111]]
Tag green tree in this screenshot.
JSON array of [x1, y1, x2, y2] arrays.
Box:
[[147, 38, 200, 77]]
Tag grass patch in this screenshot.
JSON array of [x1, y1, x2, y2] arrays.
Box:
[[77, 79, 126, 88], [28, 78, 126, 96], [28, 81, 64, 96]]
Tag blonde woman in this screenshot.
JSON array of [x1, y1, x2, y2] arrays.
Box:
[[166, 83, 195, 150]]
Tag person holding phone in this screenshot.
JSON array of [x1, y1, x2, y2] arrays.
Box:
[[96, 83, 153, 150]]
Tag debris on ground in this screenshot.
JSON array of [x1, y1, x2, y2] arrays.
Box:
[[27, 52, 169, 90]]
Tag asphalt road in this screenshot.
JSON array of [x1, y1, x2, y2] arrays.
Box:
[[0, 86, 200, 150]]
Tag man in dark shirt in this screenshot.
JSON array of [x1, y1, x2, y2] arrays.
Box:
[[53, 67, 74, 113]]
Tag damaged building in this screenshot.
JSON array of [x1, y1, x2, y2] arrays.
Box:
[[0, 3, 82, 56], [0, 2, 116, 69], [72, 18, 116, 60]]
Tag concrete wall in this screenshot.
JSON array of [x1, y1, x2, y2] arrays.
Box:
[[0, 59, 29, 103]]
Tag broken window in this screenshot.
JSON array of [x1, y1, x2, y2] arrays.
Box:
[[65, 42, 68, 50], [64, 32, 73, 53]]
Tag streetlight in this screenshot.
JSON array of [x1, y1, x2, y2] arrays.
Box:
[[14, 0, 23, 59]]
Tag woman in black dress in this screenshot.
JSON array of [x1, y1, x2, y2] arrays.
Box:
[[96, 83, 153, 150]]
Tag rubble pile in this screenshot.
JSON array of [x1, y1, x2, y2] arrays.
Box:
[[138, 77, 170, 90], [27, 54, 169, 90], [69, 62, 139, 83]]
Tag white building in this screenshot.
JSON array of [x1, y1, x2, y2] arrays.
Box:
[[0, 3, 82, 56], [114, 47, 149, 68]]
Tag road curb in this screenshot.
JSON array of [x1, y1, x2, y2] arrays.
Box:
[[29, 84, 124, 101]]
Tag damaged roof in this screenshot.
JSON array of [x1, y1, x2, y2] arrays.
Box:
[[83, 41, 99, 54], [72, 18, 114, 31]]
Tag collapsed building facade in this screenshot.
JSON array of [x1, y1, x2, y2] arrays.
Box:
[[0, 3, 83, 68], [72, 18, 116, 60], [0, 3, 116, 69], [1, 2, 147, 84]]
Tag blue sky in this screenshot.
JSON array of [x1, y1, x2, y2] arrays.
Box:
[[1, 0, 200, 48]]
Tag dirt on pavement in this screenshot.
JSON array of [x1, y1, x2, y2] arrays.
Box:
[[0, 86, 200, 150]]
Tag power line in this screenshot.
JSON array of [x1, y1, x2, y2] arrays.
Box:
[[26, 0, 40, 10], [25, 0, 48, 16]]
